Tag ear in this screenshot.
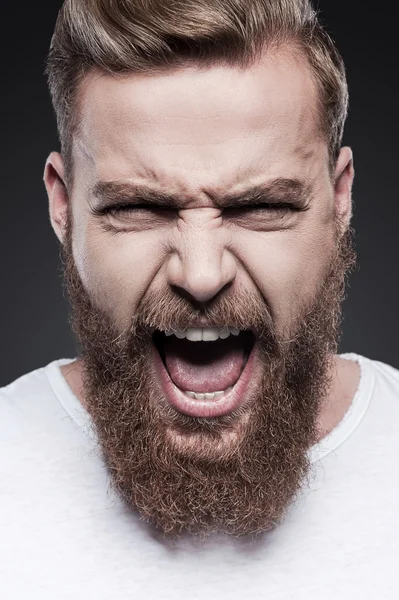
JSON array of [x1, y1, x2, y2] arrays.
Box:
[[44, 152, 69, 244], [334, 146, 354, 230]]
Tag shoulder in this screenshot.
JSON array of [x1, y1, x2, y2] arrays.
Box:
[[360, 354, 399, 388], [0, 360, 74, 440], [341, 352, 399, 409], [1, 361, 60, 405], [341, 352, 399, 380]]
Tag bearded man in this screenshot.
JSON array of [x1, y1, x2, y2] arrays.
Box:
[[1, 0, 398, 598]]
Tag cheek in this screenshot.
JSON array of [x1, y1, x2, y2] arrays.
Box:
[[237, 226, 335, 328], [73, 222, 166, 330]]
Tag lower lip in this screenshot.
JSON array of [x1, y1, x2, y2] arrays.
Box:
[[151, 339, 260, 418]]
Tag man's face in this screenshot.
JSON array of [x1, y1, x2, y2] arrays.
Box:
[[69, 50, 348, 335], [47, 49, 355, 538]]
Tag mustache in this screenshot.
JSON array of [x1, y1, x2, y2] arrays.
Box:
[[125, 285, 276, 341]]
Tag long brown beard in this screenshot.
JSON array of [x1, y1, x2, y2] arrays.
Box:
[[62, 220, 356, 540]]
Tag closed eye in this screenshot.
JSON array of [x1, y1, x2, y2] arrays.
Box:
[[94, 203, 175, 217], [94, 202, 308, 213], [224, 202, 309, 214]]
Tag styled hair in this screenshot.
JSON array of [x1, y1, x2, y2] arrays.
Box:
[[46, 0, 349, 187]]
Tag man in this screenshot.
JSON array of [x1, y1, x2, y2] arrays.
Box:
[[1, 0, 398, 597]]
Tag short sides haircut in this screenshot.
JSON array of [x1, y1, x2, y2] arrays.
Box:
[[46, 0, 349, 187]]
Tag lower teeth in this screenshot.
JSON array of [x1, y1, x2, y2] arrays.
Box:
[[184, 386, 233, 401]]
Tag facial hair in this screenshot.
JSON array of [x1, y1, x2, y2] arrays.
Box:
[[62, 219, 356, 540]]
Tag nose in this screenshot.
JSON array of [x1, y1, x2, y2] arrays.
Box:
[[166, 228, 237, 305]]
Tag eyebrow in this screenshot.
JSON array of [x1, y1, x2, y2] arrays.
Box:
[[91, 178, 312, 210]]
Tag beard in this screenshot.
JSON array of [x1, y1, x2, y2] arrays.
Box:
[[62, 219, 356, 540]]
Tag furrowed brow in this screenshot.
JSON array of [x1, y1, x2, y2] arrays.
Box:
[[217, 179, 311, 208], [91, 178, 311, 209], [91, 182, 179, 208]]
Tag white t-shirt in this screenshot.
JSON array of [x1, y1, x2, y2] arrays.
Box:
[[1, 353, 398, 599]]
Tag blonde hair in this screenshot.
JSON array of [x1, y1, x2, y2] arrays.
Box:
[[46, 0, 348, 186]]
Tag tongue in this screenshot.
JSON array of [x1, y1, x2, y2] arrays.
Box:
[[163, 336, 245, 393]]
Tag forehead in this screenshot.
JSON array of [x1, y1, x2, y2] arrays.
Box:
[[74, 49, 328, 195]]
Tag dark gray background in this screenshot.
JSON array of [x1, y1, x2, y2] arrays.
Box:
[[1, 1, 398, 386]]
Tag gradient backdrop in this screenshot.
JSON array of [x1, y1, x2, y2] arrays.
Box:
[[1, 1, 398, 386]]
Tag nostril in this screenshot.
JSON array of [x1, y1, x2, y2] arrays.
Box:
[[166, 247, 237, 305], [170, 280, 233, 307]]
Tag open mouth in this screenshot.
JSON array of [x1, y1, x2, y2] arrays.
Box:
[[151, 328, 257, 418]]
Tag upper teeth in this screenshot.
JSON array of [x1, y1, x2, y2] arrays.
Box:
[[164, 327, 241, 342]]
